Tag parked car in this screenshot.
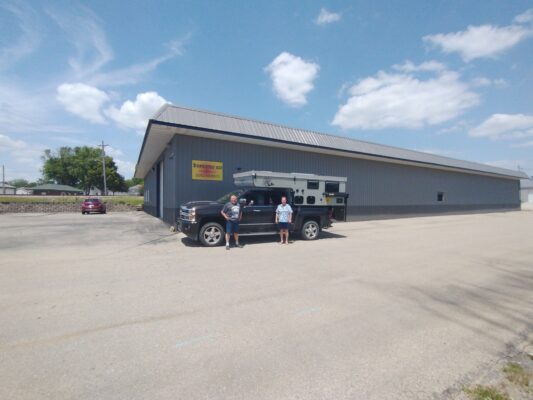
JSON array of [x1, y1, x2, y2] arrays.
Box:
[[81, 198, 106, 214]]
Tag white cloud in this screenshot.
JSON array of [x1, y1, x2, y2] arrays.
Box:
[[105, 92, 167, 133], [315, 8, 341, 25], [48, 5, 188, 86], [57, 83, 110, 124], [471, 77, 509, 88], [88, 36, 189, 87], [333, 61, 479, 130], [0, 134, 45, 179], [469, 113, 533, 141], [423, 16, 532, 62], [114, 159, 136, 178], [471, 77, 491, 87], [514, 9, 533, 24], [393, 60, 446, 73], [0, 1, 41, 70], [0, 133, 26, 151], [47, 5, 113, 79], [105, 146, 124, 158], [264, 52, 320, 107]]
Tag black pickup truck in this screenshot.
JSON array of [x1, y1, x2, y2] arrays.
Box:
[[177, 187, 332, 246]]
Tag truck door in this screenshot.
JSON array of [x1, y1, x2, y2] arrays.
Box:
[[239, 190, 276, 233]]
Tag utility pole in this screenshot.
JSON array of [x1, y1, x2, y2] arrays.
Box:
[[2, 165, 5, 195], [99, 141, 109, 196]]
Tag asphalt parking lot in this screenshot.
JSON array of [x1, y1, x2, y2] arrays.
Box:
[[1, 211, 532, 400]]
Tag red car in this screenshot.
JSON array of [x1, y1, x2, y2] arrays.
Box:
[[81, 198, 107, 214]]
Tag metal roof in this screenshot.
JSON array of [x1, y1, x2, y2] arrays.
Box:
[[135, 104, 528, 180]]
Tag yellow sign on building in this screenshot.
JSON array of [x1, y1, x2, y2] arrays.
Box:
[[192, 160, 223, 181]]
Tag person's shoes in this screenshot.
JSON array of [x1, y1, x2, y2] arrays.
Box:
[[279, 241, 284, 245], [226, 244, 230, 250], [236, 243, 243, 248]]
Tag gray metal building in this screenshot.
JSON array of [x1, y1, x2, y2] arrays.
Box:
[[135, 104, 527, 224]]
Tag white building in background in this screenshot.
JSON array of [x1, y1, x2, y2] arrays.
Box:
[[128, 184, 143, 195], [521, 179, 533, 203], [16, 187, 32, 195], [0, 182, 16, 195]]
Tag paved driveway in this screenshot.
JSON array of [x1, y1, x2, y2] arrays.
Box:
[[1, 211, 532, 399]]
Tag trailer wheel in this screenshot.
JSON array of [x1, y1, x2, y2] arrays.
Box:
[[301, 220, 320, 240], [199, 222, 225, 247]]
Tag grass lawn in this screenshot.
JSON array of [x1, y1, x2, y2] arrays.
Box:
[[0, 195, 144, 207]]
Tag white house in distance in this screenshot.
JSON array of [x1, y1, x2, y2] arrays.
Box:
[[0, 182, 16, 195], [521, 179, 533, 203], [16, 187, 32, 195]]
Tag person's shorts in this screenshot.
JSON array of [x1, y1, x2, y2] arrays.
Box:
[[226, 220, 240, 234], [278, 222, 289, 230]]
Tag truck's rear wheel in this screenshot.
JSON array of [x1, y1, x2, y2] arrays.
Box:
[[301, 220, 320, 240], [199, 222, 225, 247]]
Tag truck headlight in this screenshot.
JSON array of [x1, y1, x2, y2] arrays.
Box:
[[190, 207, 196, 222]]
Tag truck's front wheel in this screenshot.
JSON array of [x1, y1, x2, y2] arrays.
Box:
[[199, 222, 225, 246], [301, 220, 320, 240]]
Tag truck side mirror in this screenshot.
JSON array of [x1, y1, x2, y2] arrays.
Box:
[[239, 198, 247, 205]]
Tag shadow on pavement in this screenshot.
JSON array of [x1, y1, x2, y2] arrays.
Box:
[[180, 230, 347, 247]]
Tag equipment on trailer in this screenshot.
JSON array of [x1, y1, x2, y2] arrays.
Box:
[[233, 170, 349, 221]]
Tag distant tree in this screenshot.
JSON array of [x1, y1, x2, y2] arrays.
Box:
[[42, 146, 126, 194], [8, 179, 30, 188]]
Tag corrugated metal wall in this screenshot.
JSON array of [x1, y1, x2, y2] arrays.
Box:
[[142, 141, 178, 224], [143, 134, 520, 223]]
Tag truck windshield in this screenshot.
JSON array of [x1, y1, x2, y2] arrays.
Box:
[[217, 190, 244, 204]]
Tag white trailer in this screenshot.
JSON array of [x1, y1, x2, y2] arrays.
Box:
[[233, 171, 348, 219]]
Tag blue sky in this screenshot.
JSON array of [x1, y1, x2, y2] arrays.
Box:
[[1, 0, 533, 181]]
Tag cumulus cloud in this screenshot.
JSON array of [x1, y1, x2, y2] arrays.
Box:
[[423, 11, 533, 62], [0, 133, 27, 151], [105, 92, 167, 133], [469, 113, 533, 140], [264, 52, 320, 107], [332, 61, 479, 130], [114, 159, 136, 178], [314, 8, 341, 25], [56, 83, 110, 124], [0, 134, 45, 179]]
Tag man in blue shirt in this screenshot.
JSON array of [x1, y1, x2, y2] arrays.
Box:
[[275, 196, 293, 245]]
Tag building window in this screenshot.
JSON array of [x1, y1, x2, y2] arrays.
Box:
[[307, 180, 319, 190], [437, 192, 444, 202]]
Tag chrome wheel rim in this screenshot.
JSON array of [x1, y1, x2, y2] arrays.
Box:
[[203, 226, 222, 244], [305, 223, 318, 239]]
